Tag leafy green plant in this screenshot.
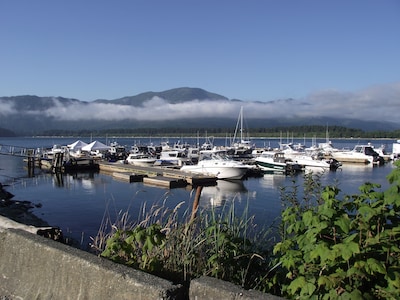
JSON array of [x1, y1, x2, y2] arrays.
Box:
[[101, 223, 166, 272], [271, 162, 400, 299], [97, 196, 272, 289], [199, 202, 267, 287]]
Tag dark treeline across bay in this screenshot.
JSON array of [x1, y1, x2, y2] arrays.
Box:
[[30, 125, 400, 139]]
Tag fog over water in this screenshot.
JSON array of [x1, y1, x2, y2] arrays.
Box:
[[1, 82, 400, 123]]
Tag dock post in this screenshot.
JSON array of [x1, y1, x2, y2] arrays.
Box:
[[190, 186, 203, 222], [53, 153, 64, 173], [27, 149, 35, 177]]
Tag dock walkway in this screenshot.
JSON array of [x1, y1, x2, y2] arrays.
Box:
[[0, 144, 38, 157], [99, 161, 217, 188]]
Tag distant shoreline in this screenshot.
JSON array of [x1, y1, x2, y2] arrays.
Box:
[[2, 135, 398, 141]]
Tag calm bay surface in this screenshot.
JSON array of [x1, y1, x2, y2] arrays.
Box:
[[0, 136, 397, 248]]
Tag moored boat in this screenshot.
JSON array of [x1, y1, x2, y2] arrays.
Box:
[[392, 140, 400, 160], [372, 144, 392, 162], [291, 155, 342, 171], [254, 151, 302, 174], [331, 144, 384, 165], [227, 106, 255, 158], [180, 151, 249, 180], [126, 153, 156, 167], [279, 142, 340, 171], [40, 153, 99, 173], [154, 150, 190, 167]]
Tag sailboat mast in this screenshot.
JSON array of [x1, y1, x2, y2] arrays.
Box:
[[326, 124, 329, 143], [240, 106, 243, 142]]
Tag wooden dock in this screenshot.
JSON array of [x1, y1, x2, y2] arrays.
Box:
[[99, 161, 217, 188]]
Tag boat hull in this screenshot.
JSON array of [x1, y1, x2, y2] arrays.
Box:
[[331, 145, 384, 165], [255, 160, 286, 172], [290, 156, 340, 171], [180, 163, 248, 180], [331, 152, 373, 164], [127, 159, 156, 167]]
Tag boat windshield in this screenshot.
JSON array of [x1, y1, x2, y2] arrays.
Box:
[[210, 153, 230, 160]]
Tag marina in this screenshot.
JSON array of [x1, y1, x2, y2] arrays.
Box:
[[0, 136, 399, 249]]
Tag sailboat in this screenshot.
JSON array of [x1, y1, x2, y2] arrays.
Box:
[[227, 106, 254, 156]]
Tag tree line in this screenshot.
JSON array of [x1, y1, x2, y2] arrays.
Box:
[[37, 125, 400, 139]]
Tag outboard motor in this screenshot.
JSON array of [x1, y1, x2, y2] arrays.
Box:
[[328, 158, 342, 171], [365, 146, 385, 165], [373, 155, 385, 165]]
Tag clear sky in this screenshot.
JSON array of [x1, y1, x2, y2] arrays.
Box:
[[0, 1, 399, 113]]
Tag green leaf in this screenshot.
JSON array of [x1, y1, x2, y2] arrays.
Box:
[[334, 215, 351, 234], [310, 243, 330, 263], [347, 289, 364, 300], [318, 206, 336, 219], [302, 210, 314, 226], [366, 258, 386, 275], [332, 242, 359, 261], [287, 276, 306, 294], [358, 205, 375, 220], [317, 275, 339, 290]]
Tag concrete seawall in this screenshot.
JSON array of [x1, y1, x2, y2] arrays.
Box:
[[0, 229, 282, 300]]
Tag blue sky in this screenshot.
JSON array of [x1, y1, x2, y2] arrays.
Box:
[[0, 1, 399, 123]]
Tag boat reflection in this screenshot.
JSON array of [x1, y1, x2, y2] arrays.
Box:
[[339, 163, 379, 173], [199, 180, 247, 208], [52, 171, 99, 192], [259, 173, 287, 189]]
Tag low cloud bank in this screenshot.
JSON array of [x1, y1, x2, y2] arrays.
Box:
[[1, 82, 399, 123]]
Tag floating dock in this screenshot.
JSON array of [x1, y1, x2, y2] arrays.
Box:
[[99, 162, 217, 188], [112, 172, 146, 183], [143, 176, 187, 188]]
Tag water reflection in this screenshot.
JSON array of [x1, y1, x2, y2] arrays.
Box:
[[200, 180, 247, 208], [259, 174, 288, 189], [339, 163, 379, 173], [51, 171, 100, 195]]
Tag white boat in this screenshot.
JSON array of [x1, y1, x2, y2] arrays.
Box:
[[280, 143, 341, 171], [291, 155, 341, 171], [40, 152, 99, 172], [254, 151, 302, 174], [392, 140, 400, 160], [279, 142, 341, 171], [332, 144, 384, 165], [126, 153, 156, 166], [41, 144, 67, 160], [372, 144, 392, 162], [186, 147, 200, 163], [154, 150, 190, 167], [106, 142, 127, 161], [180, 151, 249, 180]]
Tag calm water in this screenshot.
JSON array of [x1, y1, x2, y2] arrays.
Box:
[[0, 136, 397, 249]]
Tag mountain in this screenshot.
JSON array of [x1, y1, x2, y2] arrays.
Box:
[[94, 87, 228, 106], [0, 127, 16, 137], [0, 88, 399, 135]]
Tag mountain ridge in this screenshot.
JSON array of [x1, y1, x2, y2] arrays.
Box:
[[93, 87, 229, 106], [0, 87, 399, 135]]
